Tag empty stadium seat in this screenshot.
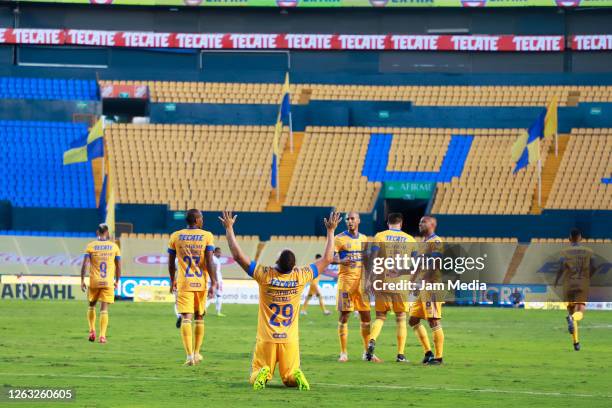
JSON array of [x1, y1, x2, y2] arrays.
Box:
[[285, 126, 380, 213], [106, 124, 289, 211], [546, 129, 612, 210], [0, 230, 95, 238], [98, 80, 612, 106], [0, 120, 96, 208], [0, 77, 98, 101]]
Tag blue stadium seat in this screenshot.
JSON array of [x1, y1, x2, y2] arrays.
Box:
[[0, 77, 98, 101], [0, 229, 96, 238], [0, 120, 96, 209]]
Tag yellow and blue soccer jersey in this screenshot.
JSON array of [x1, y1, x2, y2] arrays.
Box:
[[423, 234, 444, 257], [85, 240, 121, 289], [372, 229, 418, 291], [247, 262, 317, 343], [168, 228, 215, 292], [421, 234, 444, 283], [372, 229, 418, 257], [559, 244, 594, 295], [334, 231, 368, 288]]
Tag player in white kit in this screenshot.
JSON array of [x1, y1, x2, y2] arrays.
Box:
[[206, 247, 225, 316]]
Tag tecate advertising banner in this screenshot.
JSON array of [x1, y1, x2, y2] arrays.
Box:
[[1, 29, 595, 52], [9, 0, 612, 8]]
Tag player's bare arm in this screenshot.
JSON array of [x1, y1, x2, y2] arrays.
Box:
[[168, 251, 177, 294], [314, 212, 341, 272], [219, 211, 252, 272], [204, 249, 217, 298], [114, 257, 121, 290], [80, 256, 89, 292]]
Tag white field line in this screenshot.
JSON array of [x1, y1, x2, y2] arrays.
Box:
[[0, 372, 610, 399]]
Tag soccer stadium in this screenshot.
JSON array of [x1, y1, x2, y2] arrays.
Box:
[[0, 0, 611, 406]]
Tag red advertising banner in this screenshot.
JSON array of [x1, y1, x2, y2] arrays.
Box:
[[2, 29, 608, 52], [571, 35, 612, 51], [100, 84, 149, 99]]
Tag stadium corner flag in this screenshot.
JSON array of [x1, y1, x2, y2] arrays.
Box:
[[271, 73, 291, 196], [512, 111, 544, 174], [63, 118, 104, 165], [98, 157, 116, 237], [279, 73, 291, 125], [271, 120, 281, 190], [544, 95, 558, 139], [544, 95, 559, 155]]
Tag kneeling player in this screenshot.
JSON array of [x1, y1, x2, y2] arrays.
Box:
[[168, 209, 217, 366], [367, 213, 417, 363], [80, 224, 121, 344], [554, 229, 595, 351], [219, 210, 340, 391], [408, 216, 445, 365]]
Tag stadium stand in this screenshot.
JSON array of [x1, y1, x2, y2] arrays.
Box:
[[258, 235, 327, 268], [0, 230, 94, 237], [106, 124, 289, 211], [285, 127, 546, 214], [0, 77, 98, 101], [443, 237, 519, 243], [432, 129, 552, 214], [98, 80, 612, 106], [0, 120, 96, 208], [546, 128, 612, 210], [531, 238, 612, 243], [285, 127, 381, 212]]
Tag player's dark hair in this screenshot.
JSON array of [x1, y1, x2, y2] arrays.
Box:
[[186, 209, 201, 226], [214, 247, 221, 251], [570, 228, 582, 241], [315, 254, 322, 259], [96, 223, 109, 235], [277, 250, 296, 273], [388, 213, 403, 225]]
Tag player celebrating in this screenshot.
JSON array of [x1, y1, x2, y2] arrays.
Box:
[[408, 216, 445, 365], [334, 211, 379, 363], [80, 223, 121, 344], [168, 209, 217, 366], [554, 228, 595, 351], [301, 254, 331, 316], [219, 210, 340, 391], [207, 247, 226, 317], [367, 213, 417, 363]]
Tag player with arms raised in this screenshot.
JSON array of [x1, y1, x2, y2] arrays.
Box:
[[366, 213, 417, 363], [80, 223, 121, 344], [408, 216, 445, 365], [554, 228, 595, 351], [219, 210, 340, 391], [168, 209, 217, 366], [334, 211, 379, 362]]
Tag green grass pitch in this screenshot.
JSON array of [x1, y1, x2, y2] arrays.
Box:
[[1, 301, 611, 407]]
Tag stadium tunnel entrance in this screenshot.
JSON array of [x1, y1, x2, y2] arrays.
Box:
[[383, 199, 428, 237]]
